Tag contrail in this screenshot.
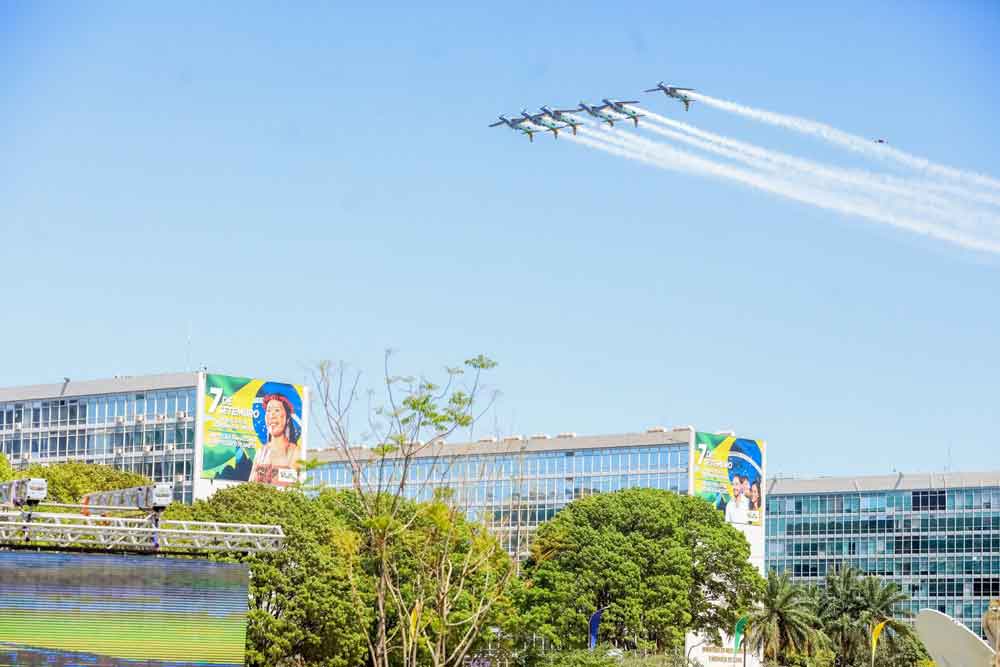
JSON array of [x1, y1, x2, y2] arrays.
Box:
[[627, 107, 1000, 230], [635, 106, 1000, 210], [685, 92, 1000, 194], [565, 125, 1000, 254]]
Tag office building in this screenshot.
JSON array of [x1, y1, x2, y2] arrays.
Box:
[[310, 429, 695, 555], [766, 472, 1000, 639], [0, 371, 309, 503], [310, 428, 767, 667]]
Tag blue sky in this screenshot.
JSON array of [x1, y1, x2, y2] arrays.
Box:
[[2, 2, 997, 476]]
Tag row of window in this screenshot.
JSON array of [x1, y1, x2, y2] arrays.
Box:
[[770, 534, 1000, 557], [772, 557, 1000, 578], [769, 487, 999, 515], [331, 472, 690, 506], [0, 426, 197, 460], [45, 455, 196, 485], [767, 512, 1000, 536], [0, 389, 198, 430], [315, 444, 690, 487]]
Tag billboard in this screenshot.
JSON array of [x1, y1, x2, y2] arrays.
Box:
[[692, 432, 765, 527], [0, 551, 248, 667], [201, 373, 307, 488]]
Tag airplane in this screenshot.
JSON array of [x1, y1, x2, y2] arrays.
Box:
[[538, 106, 584, 135], [644, 82, 696, 111], [873, 138, 888, 144], [601, 99, 643, 127], [577, 101, 627, 127], [488, 115, 538, 142], [519, 109, 570, 138]]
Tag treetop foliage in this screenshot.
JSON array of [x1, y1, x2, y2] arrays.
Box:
[[518, 487, 763, 652]]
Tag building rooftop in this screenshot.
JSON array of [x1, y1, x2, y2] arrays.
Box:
[[767, 470, 1000, 495], [0, 372, 199, 403], [309, 426, 694, 463]]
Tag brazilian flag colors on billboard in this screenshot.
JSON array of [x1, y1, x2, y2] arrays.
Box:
[[201, 374, 307, 487], [693, 432, 765, 526]]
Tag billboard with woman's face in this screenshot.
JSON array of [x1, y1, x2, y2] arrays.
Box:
[[692, 432, 765, 526], [200, 374, 307, 487]]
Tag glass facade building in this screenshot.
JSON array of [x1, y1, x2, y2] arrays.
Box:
[[310, 429, 693, 557], [766, 472, 1000, 639], [0, 374, 201, 503]]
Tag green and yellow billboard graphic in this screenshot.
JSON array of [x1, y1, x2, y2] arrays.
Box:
[[693, 432, 765, 526], [201, 374, 306, 487]]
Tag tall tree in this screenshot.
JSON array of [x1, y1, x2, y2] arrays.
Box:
[[518, 488, 763, 652], [314, 352, 513, 667], [746, 571, 826, 665], [165, 483, 369, 667]]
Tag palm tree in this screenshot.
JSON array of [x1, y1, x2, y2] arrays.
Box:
[[857, 575, 914, 661], [747, 571, 826, 665], [817, 567, 916, 667]]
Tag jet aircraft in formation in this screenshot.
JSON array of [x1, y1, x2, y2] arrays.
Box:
[[644, 82, 696, 112], [488, 115, 540, 142], [490, 80, 691, 142], [519, 110, 570, 138], [576, 101, 631, 127]]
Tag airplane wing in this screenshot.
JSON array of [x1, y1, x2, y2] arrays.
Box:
[[593, 103, 612, 111], [643, 88, 661, 93], [488, 121, 505, 127], [618, 100, 640, 105]]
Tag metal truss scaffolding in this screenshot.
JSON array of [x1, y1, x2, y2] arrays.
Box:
[[0, 510, 284, 553]]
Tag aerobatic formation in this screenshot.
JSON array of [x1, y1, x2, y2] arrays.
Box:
[[489, 79, 1000, 255], [489, 83, 693, 142]]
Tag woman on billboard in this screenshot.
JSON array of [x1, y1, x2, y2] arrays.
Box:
[[250, 394, 301, 485]]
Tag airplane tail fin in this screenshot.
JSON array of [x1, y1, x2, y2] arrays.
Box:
[[571, 124, 577, 136], [632, 117, 639, 128], [684, 100, 691, 112]]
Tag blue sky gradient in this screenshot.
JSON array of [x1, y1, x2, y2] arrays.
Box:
[[2, 2, 997, 475]]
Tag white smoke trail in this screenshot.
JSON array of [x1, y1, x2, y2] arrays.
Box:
[[685, 92, 1000, 194], [627, 107, 1000, 231], [565, 125, 1000, 254], [633, 106, 1000, 210]]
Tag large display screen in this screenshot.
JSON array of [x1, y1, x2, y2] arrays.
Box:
[[692, 432, 765, 526], [0, 551, 248, 667], [201, 373, 306, 487]]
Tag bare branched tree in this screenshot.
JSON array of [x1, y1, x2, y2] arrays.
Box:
[[313, 352, 515, 667]]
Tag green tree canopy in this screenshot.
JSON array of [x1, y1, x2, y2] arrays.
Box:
[[165, 483, 369, 667], [317, 488, 516, 667], [0, 452, 13, 483], [518, 488, 763, 652], [17, 461, 149, 502]]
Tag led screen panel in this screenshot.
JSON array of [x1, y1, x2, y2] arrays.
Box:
[[0, 551, 248, 667]]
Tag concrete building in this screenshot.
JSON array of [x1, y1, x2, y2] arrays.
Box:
[[0, 371, 309, 503], [310, 427, 767, 666], [766, 471, 1000, 639]]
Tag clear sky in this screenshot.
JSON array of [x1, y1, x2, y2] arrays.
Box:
[[2, 2, 997, 476]]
